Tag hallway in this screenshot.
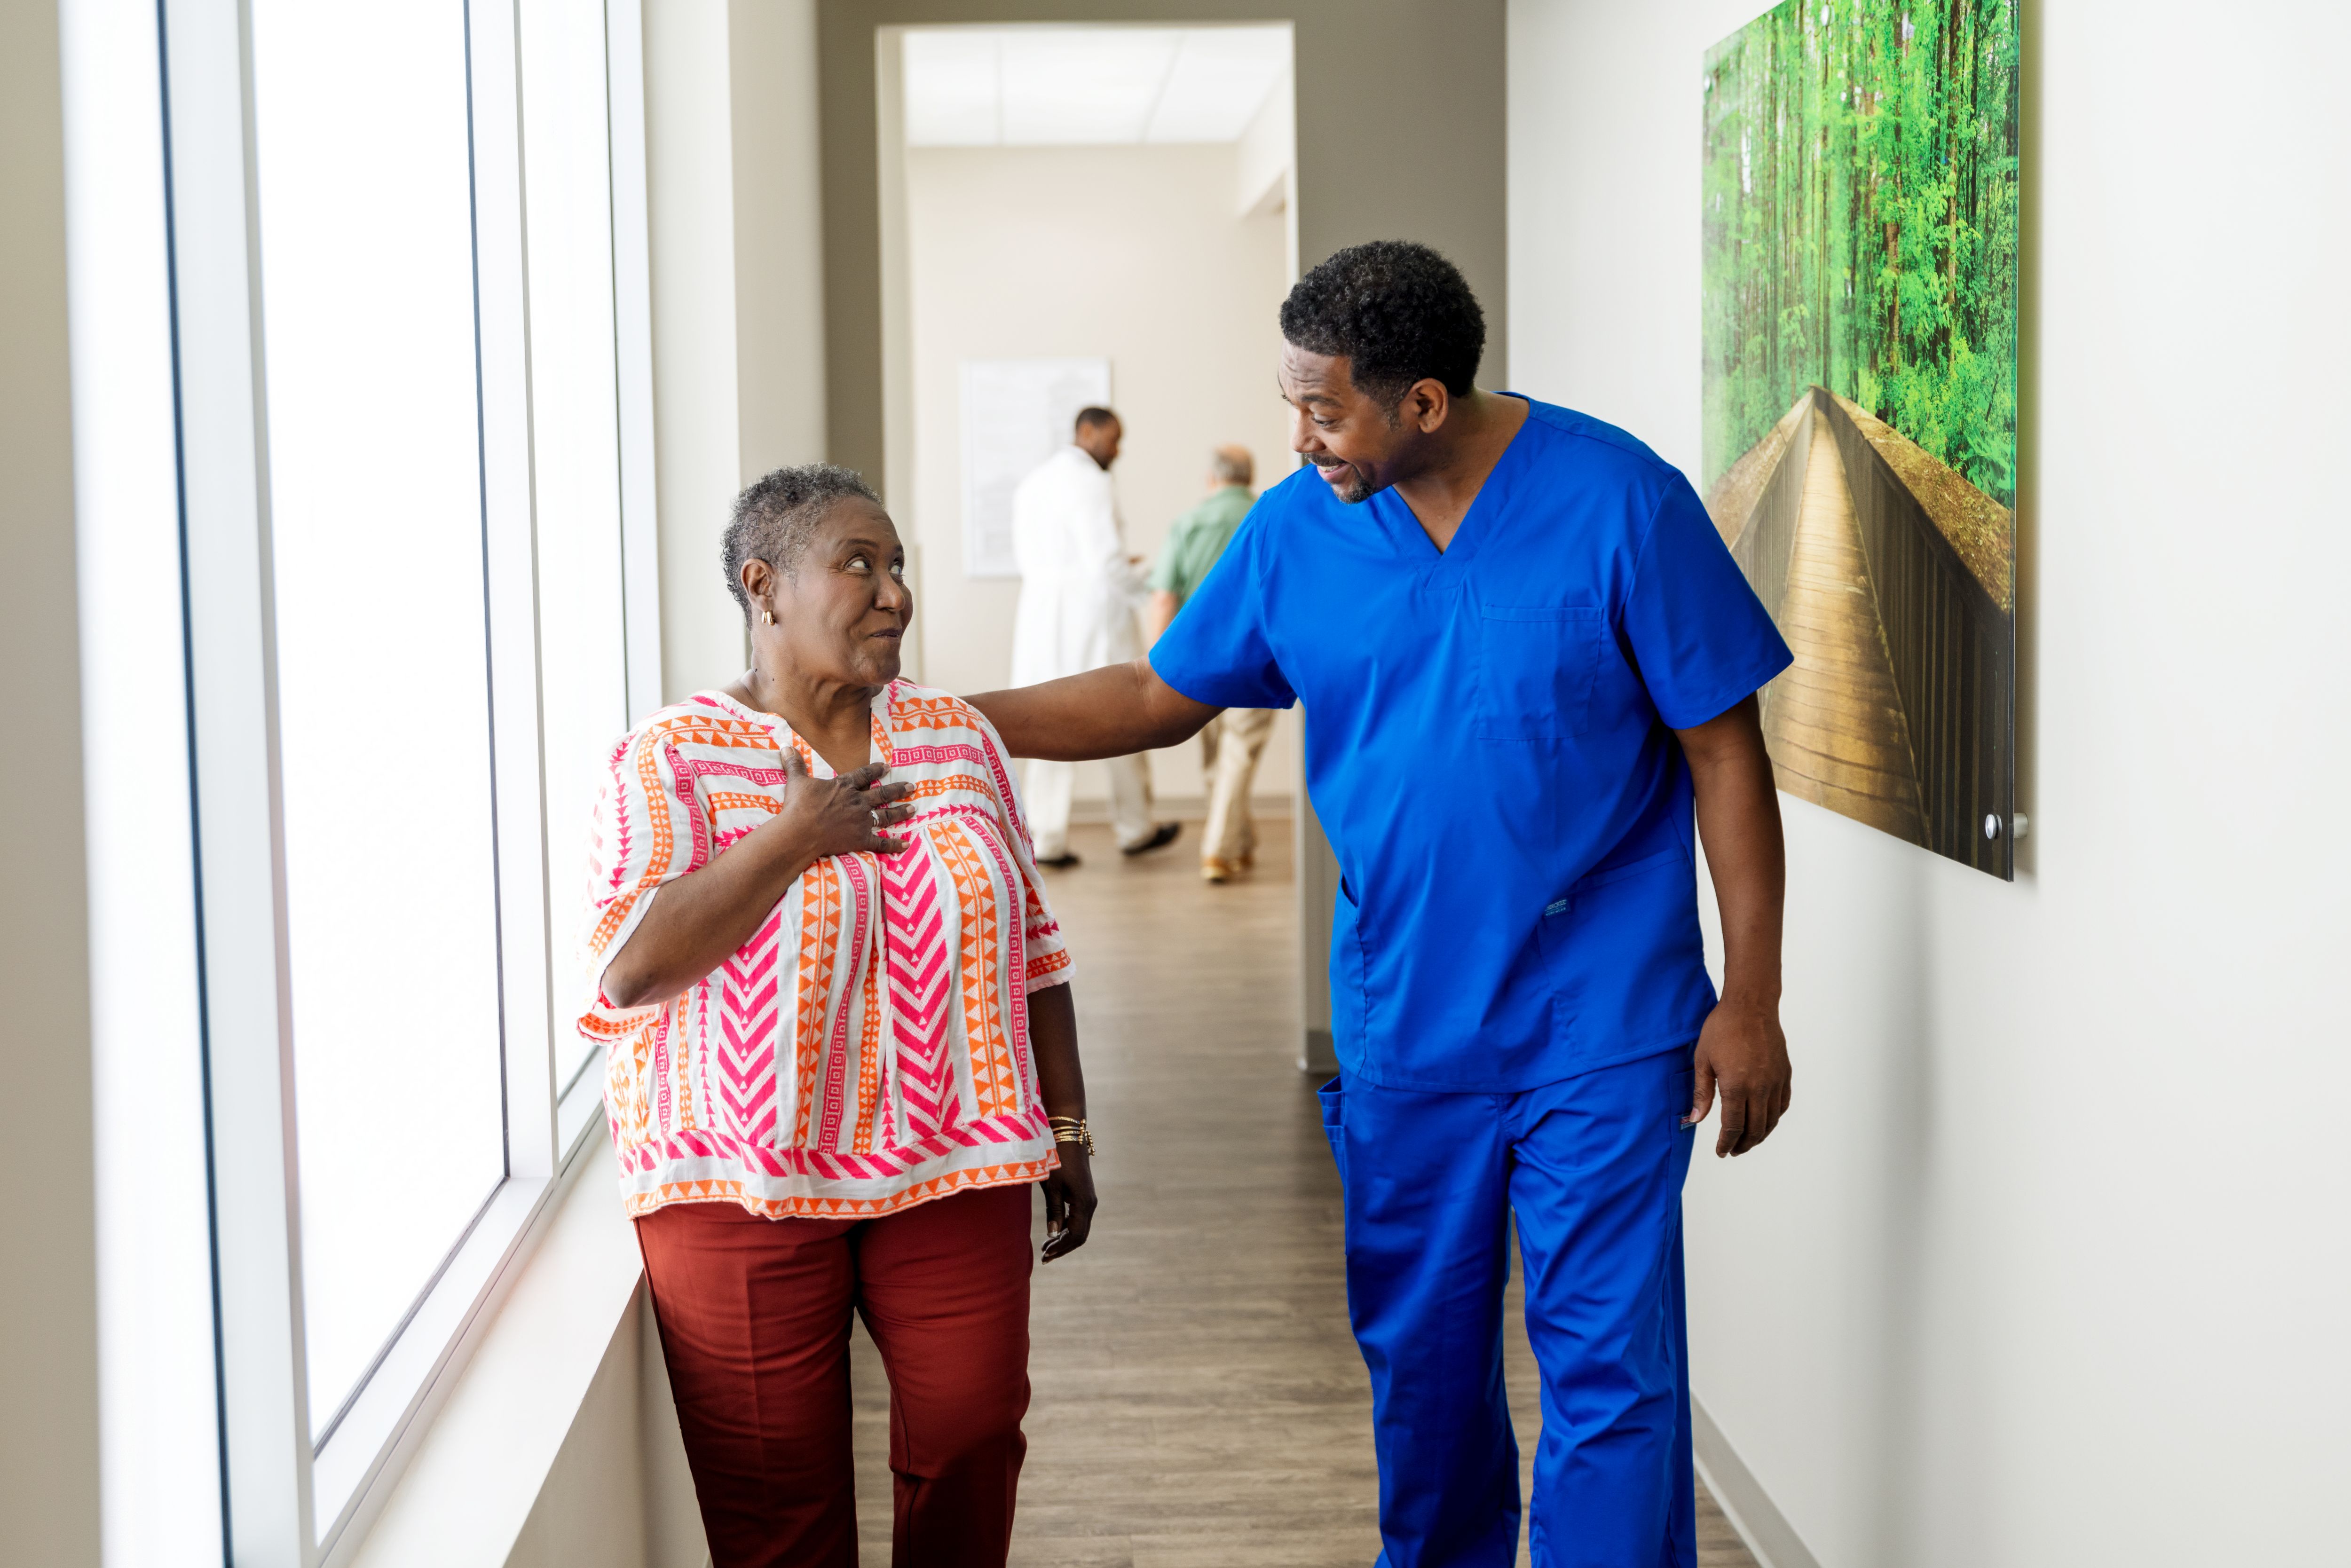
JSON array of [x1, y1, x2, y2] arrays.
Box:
[[1760, 410, 1930, 844], [848, 822, 1758, 1567]]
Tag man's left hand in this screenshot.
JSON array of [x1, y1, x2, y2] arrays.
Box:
[[1686, 996, 1790, 1157]]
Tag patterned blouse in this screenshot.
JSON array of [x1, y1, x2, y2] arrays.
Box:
[[580, 683, 1072, 1219]]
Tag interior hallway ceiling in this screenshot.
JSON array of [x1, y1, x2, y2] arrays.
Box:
[[845, 822, 1759, 1566], [902, 25, 1291, 146]]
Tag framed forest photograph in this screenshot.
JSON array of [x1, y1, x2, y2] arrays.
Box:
[[1702, 0, 2020, 878]]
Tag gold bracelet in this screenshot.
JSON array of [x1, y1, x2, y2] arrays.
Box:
[[1047, 1116, 1095, 1156]]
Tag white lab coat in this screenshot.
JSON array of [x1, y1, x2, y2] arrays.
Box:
[[1009, 445, 1146, 686], [1006, 444, 1155, 857]]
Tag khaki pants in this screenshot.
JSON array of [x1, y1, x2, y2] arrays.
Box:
[[1199, 707, 1276, 866]]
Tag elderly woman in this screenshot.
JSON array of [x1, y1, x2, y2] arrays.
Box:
[[581, 465, 1096, 1568]]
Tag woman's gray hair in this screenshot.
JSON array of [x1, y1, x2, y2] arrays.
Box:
[[721, 464, 883, 620]]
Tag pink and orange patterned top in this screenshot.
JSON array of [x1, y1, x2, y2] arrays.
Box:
[[580, 683, 1072, 1219]]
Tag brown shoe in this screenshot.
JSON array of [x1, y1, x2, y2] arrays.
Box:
[[1201, 857, 1236, 883]]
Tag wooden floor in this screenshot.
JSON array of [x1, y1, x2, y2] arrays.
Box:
[[847, 823, 1760, 1567], [1761, 410, 1930, 844]]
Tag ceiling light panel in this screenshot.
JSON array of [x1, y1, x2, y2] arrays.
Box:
[[903, 31, 1001, 146], [997, 29, 1179, 145], [1144, 28, 1292, 143], [901, 25, 1292, 148]]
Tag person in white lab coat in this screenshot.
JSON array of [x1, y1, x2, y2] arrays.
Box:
[[1009, 407, 1180, 866]]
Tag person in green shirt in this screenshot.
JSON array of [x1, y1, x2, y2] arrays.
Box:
[[1144, 446, 1277, 883]]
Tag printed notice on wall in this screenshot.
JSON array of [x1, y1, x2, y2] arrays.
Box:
[[960, 357, 1112, 578]]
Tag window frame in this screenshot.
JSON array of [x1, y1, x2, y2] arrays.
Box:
[[154, 0, 660, 1561]]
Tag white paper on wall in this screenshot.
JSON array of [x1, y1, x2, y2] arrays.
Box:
[[959, 356, 1112, 578]]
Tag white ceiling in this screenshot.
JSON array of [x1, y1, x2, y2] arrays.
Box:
[[901, 26, 1292, 148]]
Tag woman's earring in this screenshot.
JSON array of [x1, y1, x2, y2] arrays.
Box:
[[762, 607, 776, 626]]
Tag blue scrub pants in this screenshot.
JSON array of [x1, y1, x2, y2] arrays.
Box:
[[1319, 1049, 1697, 1568]]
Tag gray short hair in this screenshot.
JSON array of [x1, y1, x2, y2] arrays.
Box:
[[1210, 446, 1254, 486], [722, 464, 882, 619]]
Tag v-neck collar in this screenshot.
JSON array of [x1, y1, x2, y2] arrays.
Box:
[[699, 684, 895, 776], [1371, 393, 1534, 575]]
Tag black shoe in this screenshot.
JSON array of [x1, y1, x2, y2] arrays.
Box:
[[1120, 822, 1183, 856], [1036, 851, 1082, 868]]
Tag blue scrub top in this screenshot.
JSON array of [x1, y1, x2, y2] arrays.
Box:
[[1150, 398, 1792, 1092]]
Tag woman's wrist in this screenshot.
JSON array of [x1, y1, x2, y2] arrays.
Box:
[[1046, 1111, 1094, 1156], [743, 812, 826, 885]]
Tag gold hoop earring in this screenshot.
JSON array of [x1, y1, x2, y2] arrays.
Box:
[[762, 607, 776, 626]]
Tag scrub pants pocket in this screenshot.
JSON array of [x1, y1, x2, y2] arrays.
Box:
[[1318, 1076, 1345, 1186]]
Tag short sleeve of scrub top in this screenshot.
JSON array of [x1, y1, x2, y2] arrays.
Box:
[[1621, 478, 1791, 729], [1148, 515, 1296, 712]]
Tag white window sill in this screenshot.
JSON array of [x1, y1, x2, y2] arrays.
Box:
[[339, 1129, 705, 1568]]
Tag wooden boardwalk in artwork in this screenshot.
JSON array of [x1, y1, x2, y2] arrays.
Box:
[[1760, 409, 1930, 843]]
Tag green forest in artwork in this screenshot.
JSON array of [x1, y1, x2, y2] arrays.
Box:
[[1702, 0, 2020, 505]]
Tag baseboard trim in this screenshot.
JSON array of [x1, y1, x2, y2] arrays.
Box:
[[1691, 1395, 1820, 1568], [1061, 794, 1292, 826]]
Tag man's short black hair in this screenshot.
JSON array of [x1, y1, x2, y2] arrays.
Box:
[[722, 464, 882, 620], [1279, 240, 1486, 407], [1074, 406, 1119, 433]]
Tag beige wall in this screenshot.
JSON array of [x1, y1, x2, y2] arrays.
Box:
[[0, 0, 103, 1559], [904, 142, 1300, 804], [727, 0, 829, 482], [644, 0, 829, 704]]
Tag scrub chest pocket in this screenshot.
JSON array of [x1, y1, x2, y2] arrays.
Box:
[[1473, 604, 1603, 741]]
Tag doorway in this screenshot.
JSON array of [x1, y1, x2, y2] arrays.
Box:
[[878, 22, 1303, 817]]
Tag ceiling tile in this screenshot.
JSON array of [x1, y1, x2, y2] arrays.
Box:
[[998, 29, 1177, 145], [1145, 28, 1292, 143], [903, 31, 1000, 146], [902, 24, 1290, 149]]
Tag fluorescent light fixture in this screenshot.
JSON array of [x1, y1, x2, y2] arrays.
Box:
[[902, 25, 1290, 149], [903, 30, 1001, 146], [1145, 29, 1293, 143]]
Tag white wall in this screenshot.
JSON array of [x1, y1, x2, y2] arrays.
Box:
[[644, 0, 828, 704], [903, 142, 1300, 805], [1507, 2, 2351, 1564]]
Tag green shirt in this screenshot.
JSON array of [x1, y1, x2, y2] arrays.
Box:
[[1147, 485, 1255, 605]]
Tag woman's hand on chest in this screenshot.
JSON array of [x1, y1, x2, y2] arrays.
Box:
[[760, 747, 915, 866]]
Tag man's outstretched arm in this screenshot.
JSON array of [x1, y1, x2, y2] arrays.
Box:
[[970, 659, 1220, 761]]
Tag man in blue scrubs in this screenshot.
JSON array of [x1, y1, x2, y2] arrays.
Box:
[[971, 241, 1794, 1568]]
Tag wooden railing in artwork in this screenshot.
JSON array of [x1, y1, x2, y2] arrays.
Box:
[[1817, 388, 2015, 878], [1705, 385, 2018, 879], [1705, 391, 1812, 630]]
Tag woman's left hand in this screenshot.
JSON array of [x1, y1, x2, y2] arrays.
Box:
[[1040, 1145, 1097, 1263]]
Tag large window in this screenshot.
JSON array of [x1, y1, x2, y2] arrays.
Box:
[[517, 0, 637, 1099], [248, 0, 512, 1445], [71, 1, 658, 1561]]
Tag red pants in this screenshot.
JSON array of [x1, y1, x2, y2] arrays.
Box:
[[636, 1184, 1034, 1568]]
